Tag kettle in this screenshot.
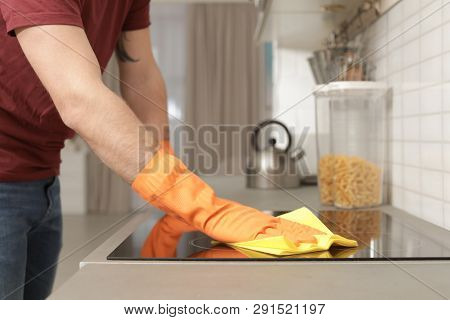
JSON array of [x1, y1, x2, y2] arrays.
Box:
[[246, 120, 304, 189]]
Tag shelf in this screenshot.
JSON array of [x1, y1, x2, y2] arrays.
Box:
[[255, 0, 367, 50]]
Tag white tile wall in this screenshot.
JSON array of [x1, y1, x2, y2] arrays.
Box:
[[443, 113, 450, 140], [403, 116, 420, 140], [444, 52, 450, 81], [420, 56, 442, 86], [420, 114, 442, 141], [420, 142, 443, 169], [420, 0, 443, 34], [405, 0, 421, 18], [444, 144, 450, 171], [404, 166, 421, 191], [443, 83, 450, 110], [421, 196, 444, 225], [420, 169, 443, 198], [364, 0, 450, 230], [444, 1, 450, 21], [443, 22, 450, 52], [403, 90, 421, 115], [445, 203, 450, 229], [420, 84, 442, 114], [444, 173, 450, 201]]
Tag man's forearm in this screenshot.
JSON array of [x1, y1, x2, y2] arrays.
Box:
[[70, 82, 154, 183], [117, 29, 170, 143], [120, 64, 170, 142]]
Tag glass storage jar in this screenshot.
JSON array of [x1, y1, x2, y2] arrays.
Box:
[[314, 81, 388, 209]]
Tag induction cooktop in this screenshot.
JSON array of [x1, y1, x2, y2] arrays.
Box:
[[107, 210, 450, 261]]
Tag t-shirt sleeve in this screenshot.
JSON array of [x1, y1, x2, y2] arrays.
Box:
[[122, 0, 151, 31], [0, 0, 83, 36]]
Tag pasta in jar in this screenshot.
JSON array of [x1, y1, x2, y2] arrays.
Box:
[[319, 154, 382, 208]]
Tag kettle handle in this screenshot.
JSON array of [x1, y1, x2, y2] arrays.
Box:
[[251, 120, 292, 152]]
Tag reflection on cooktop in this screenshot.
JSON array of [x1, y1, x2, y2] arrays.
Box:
[[107, 210, 450, 261]]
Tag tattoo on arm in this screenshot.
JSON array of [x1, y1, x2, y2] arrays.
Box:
[[116, 32, 138, 63]]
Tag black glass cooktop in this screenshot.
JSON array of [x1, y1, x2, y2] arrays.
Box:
[[107, 210, 450, 261]]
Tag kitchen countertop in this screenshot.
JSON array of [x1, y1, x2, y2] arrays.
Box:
[[49, 176, 450, 299]]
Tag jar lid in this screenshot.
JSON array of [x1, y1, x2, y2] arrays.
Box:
[[313, 81, 388, 97]]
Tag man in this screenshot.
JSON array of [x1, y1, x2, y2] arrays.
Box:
[[0, 0, 321, 300]]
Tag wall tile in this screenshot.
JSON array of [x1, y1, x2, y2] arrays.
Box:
[[388, 70, 403, 93], [375, 57, 387, 79], [420, 56, 442, 87], [403, 190, 422, 216], [444, 202, 450, 230], [421, 169, 443, 198], [403, 38, 420, 68], [420, 27, 442, 60], [388, 25, 404, 52], [444, 83, 450, 111], [443, 113, 450, 141], [371, 34, 388, 58], [421, 196, 444, 225], [421, 142, 443, 169], [420, 0, 443, 34], [444, 143, 450, 171], [404, 0, 421, 18], [403, 13, 421, 44], [389, 2, 404, 29], [392, 164, 403, 186], [403, 142, 421, 166], [392, 186, 404, 208], [444, 52, 450, 81], [403, 116, 420, 140], [402, 90, 421, 115], [421, 0, 442, 7], [420, 114, 442, 141], [393, 118, 403, 140], [393, 94, 403, 117], [444, 173, 450, 201], [443, 22, 450, 52], [392, 141, 403, 164], [420, 84, 442, 114], [444, 1, 450, 22], [388, 47, 403, 72], [403, 65, 421, 91], [404, 166, 421, 192]]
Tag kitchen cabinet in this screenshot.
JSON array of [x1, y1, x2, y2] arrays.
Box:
[[60, 138, 88, 215], [255, 0, 367, 49]]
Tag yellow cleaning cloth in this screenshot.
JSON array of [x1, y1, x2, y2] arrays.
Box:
[[226, 207, 358, 256], [232, 246, 359, 259]]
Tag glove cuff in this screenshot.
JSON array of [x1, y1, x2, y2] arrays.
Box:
[[132, 146, 188, 207]]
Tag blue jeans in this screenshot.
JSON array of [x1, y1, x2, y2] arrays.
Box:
[[0, 177, 62, 300]]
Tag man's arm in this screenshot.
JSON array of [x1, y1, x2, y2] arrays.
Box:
[[116, 28, 169, 142], [15, 24, 325, 244], [16, 25, 154, 183]]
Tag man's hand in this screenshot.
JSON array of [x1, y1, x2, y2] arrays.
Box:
[[133, 146, 325, 244]]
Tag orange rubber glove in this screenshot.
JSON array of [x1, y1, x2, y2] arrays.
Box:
[[133, 143, 324, 244], [140, 214, 196, 258], [141, 214, 248, 258]]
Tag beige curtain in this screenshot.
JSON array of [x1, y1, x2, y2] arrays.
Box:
[[185, 3, 266, 175], [86, 55, 132, 215]]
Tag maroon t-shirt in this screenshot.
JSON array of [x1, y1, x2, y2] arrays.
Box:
[[0, 0, 150, 181]]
